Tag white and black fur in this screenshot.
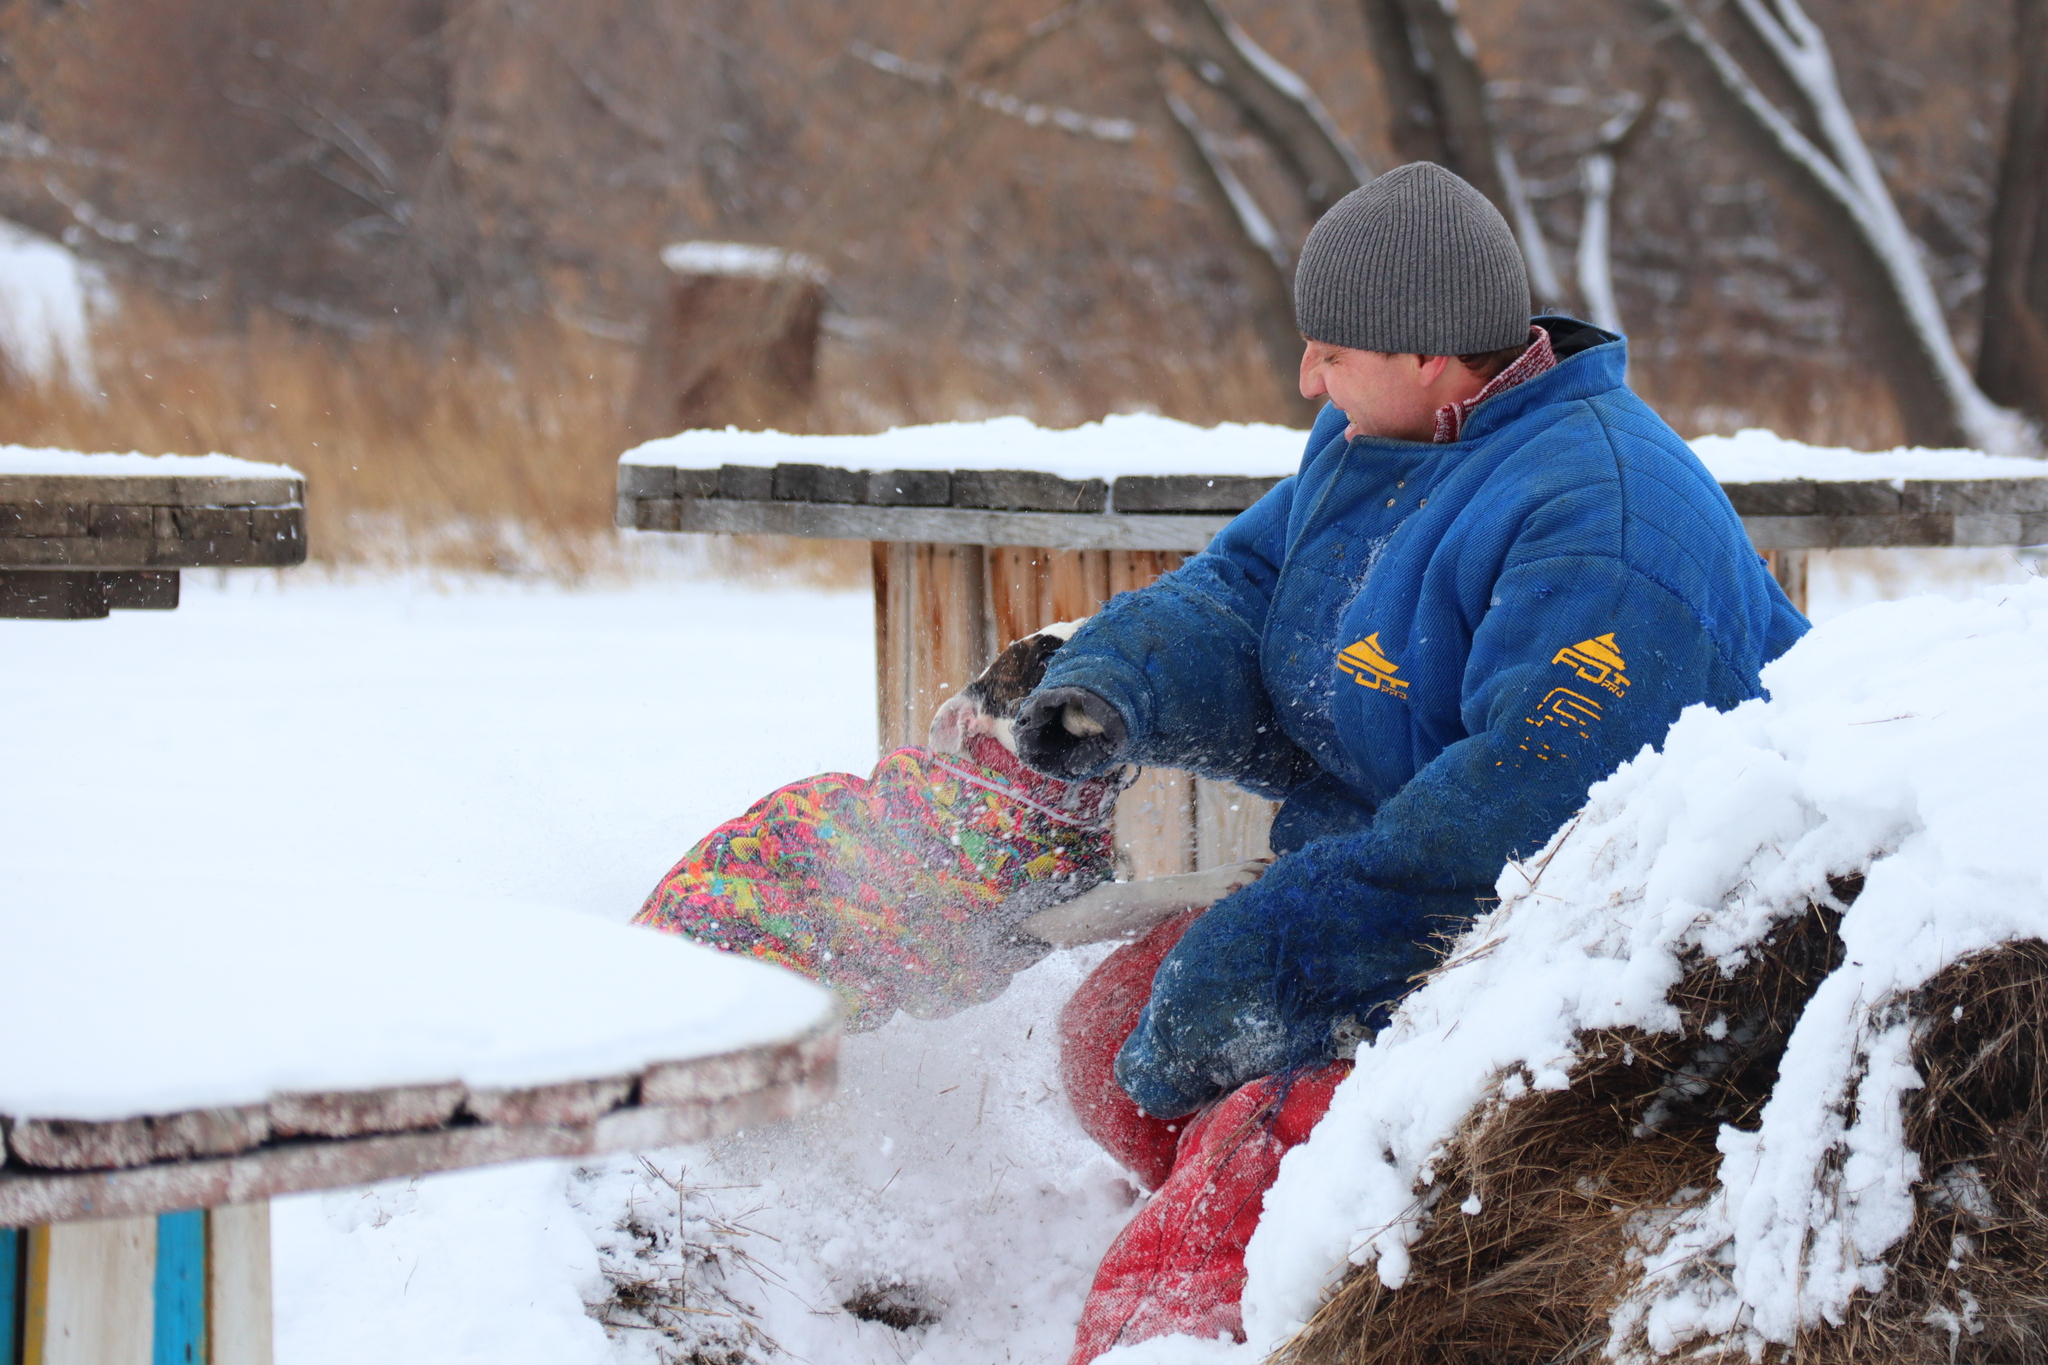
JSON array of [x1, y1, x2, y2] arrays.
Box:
[[928, 621, 1268, 951]]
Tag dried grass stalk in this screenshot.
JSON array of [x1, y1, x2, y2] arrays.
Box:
[[1276, 873, 2048, 1365], [1275, 883, 1857, 1365]]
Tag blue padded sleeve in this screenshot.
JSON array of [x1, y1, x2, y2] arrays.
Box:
[[1033, 475, 1318, 799]]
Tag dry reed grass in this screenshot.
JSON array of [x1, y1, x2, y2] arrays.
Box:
[[0, 286, 1296, 585], [1275, 876, 2048, 1365]]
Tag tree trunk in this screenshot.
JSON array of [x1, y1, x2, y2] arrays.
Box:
[[1631, 0, 2025, 452], [1977, 0, 2048, 426], [1358, 0, 1451, 166], [1157, 80, 1313, 410], [1156, 0, 1369, 219]]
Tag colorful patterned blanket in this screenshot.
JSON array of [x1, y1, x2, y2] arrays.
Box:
[[634, 736, 1121, 1029]]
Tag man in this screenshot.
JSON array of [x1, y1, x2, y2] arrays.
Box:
[[1015, 162, 1808, 1359]]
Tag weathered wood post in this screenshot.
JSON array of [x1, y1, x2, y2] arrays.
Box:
[[640, 242, 826, 435], [873, 542, 1216, 876]]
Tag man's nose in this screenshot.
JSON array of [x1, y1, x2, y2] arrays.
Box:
[[1298, 346, 1325, 400]]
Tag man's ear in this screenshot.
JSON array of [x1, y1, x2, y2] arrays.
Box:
[[1414, 353, 1455, 387]]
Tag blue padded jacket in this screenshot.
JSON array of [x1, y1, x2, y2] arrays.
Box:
[[1034, 319, 1809, 1117]]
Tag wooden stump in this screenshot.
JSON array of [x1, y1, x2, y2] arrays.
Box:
[[872, 542, 1277, 875], [639, 242, 825, 434]]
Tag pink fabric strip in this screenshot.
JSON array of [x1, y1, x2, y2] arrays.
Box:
[[929, 756, 1120, 830]]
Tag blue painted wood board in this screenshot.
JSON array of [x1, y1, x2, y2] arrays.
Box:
[[0, 1227, 19, 1365], [153, 1211, 207, 1365]]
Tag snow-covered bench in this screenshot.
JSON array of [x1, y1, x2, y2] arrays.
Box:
[[0, 448, 307, 619], [0, 879, 836, 1365]]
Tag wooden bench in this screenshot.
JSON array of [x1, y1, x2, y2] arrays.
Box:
[[0, 453, 307, 619]]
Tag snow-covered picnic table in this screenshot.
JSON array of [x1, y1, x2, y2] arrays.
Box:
[[0, 447, 307, 618], [0, 877, 836, 1365]]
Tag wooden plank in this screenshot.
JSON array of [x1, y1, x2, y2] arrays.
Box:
[[1739, 514, 1962, 550], [0, 524, 306, 571], [267, 1083, 466, 1139], [152, 1211, 205, 1365], [872, 541, 992, 752], [0, 571, 107, 619], [1, 1227, 19, 1365], [207, 1204, 271, 1365], [1902, 477, 2048, 513], [717, 465, 774, 500], [1111, 474, 1281, 513], [772, 463, 864, 504], [101, 573, 180, 612], [0, 476, 303, 509], [1116, 770, 1195, 878], [864, 470, 950, 506], [950, 470, 1107, 513], [11, 1108, 270, 1172], [29, 1216, 156, 1365], [669, 498, 1229, 551], [466, 1077, 634, 1127], [1194, 779, 1277, 867], [1764, 550, 1810, 615]]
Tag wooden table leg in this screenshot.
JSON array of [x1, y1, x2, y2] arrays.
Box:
[[872, 541, 1278, 872], [7, 1204, 271, 1365], [208, 1205, 272, 1365], [1763, 549, 1810, 615], [23, 1215, 156, 1365]]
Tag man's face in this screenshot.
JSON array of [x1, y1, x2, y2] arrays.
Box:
[[1298, 339, 1482, 442]]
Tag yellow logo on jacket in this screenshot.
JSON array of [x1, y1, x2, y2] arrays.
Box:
[[1551, 632, 1630, 698], [1336, 633, 1409, 698]]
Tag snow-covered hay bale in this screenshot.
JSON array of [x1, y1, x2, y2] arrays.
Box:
[[1221, 578, 2048, 1365]]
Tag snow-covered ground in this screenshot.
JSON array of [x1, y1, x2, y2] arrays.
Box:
[[4, 539, 2042, 1365]]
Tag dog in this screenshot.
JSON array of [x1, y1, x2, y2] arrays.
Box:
[[634, 621, 1268, 1029]]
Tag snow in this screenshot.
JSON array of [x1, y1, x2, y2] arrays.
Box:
[[0, 876, 831, 1119], [1099, 574, 2048, 1363], [0, 219, 103, 393], [624, 415, 2048, 486], [660, 241, 826, 281], [1689, 428, 2048, 483], [0, 444, 301, 480], [622, 413, 1310, 482]]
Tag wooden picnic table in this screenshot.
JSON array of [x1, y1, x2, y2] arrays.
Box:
[[0, 881, 837, 1365], [0, 453, 306, 619], [616, 420, 2048, 878]]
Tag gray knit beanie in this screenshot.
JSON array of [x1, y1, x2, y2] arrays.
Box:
[[1294, 162, 1530, 355]]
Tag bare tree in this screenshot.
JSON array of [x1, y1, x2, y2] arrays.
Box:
[[1631, 0, 2035, 453], [1151, 0, 1369, 222], [1977, 0, 2048, 428], [1575, 90, 1656, 333], [1156, 77, 1305, 388]]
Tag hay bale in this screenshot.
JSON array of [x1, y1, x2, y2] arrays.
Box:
[[1272, 880, 2048, 1365]]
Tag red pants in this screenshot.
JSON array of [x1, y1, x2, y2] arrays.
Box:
[[1059, 915, 1349, 1363]]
